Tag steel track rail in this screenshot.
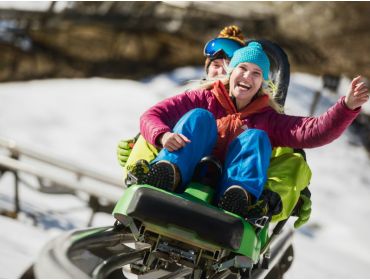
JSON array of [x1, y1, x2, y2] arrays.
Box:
[[33, 224, 294, 279]]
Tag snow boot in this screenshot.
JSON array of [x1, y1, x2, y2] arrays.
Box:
[[144, 160, 181, 192], [192, 156, 223, 190], [218, 185, 251, 217]]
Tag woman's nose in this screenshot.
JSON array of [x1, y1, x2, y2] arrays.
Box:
[[242, 70, 252, 80], [218, 67, 226, 76]]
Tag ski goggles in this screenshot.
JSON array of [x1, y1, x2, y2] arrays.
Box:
[[203, 38, 244, 59]]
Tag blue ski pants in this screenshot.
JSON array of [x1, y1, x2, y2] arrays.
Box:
[[153, 108, 272, 200]]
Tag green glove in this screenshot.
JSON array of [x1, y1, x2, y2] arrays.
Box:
[[294, 194, 312, 228], [117, 138, 136, 167]]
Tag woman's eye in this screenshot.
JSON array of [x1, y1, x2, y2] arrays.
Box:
[[253, 71, 261, 77]]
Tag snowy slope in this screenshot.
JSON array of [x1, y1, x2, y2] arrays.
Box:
[[0, 70, 370, 278]]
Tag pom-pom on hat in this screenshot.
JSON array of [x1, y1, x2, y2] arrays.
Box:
[[228, 42, 270, 80], [217, 25, 246, 46]]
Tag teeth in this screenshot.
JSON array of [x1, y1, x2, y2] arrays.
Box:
[[238, 83, 251, 89]]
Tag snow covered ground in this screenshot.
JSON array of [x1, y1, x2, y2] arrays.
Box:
[[0, 69, 370, 278]]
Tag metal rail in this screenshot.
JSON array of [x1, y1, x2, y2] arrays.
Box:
[[92, 247, 150, 278], [0, 136, 124, 224], [0, 155, 122, 203], [251, 228, 294, 279], [33, 226, 151, 279], [0, 137, 122, 187], [158, 267, 193, 279], [32, 224, 295, 279]]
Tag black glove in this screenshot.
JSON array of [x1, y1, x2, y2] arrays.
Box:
[[246, 189, 282, 220]]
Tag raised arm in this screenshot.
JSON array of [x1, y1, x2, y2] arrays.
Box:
[[268, 76, 368, 149], [268, 96, 360, 148]]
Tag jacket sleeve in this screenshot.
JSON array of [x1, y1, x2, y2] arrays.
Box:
[[139, 89, 207, 146], [267, 96, 361, 149]]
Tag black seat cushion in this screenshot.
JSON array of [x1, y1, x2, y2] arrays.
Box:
[[126, 187, 244, 250]]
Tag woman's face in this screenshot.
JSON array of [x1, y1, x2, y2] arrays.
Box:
[[229, 62, 263, 109], [207, 58, 230, 79]]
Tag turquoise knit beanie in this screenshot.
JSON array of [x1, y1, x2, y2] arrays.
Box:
[[228, 42, 270, 80]]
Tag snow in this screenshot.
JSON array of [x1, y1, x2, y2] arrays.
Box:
[[0, 69, 370, 278]]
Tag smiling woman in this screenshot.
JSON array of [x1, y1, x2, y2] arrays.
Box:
[[229, 62, 264, 110], [227, 42, 273, 111]]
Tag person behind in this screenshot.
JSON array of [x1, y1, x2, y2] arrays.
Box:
[[133, 42, 368, 219], [204, 25, 246, 79]]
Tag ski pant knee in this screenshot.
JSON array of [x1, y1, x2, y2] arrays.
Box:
[[218, 129, 272, 201], [153, 109, 218, 189]]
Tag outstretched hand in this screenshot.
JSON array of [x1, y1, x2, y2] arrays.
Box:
[[160, 132, 191, 152], [345, 76, 369, 110]]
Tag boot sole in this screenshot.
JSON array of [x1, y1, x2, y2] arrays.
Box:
[[144, 161, 178, 192], [218, 186, 250, 217]]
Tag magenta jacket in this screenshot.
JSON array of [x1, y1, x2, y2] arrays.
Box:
[[140, 82, 360, 153]]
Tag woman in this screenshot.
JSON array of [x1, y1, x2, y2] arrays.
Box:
[[137, 42, 369, 218]]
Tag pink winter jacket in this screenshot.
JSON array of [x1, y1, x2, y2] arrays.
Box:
[[140, 81, 360, 159]]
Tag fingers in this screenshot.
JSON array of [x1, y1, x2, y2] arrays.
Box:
[[118, 154, 128, 166], [117, 140, 133, 156], [294, 209, 311, 228], [118, 141, 129, 149], [353, 82, 369, 104], [117, 139, 134, 167], [163, 133, 191, 152], [353, 82, 368, 95], [294, 215, 309, 229], [179, 134, 191, 143], [118, 148, 131, 156], [351, 75, 363, 89], [118, 140, 134, 149], [346, 76, 369, 109], [166, 135, 186, 151], [301, 195, 312, 211]]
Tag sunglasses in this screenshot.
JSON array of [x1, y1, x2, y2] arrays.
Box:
[[204, 38, 244, 59]]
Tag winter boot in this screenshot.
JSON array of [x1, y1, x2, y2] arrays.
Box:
[[144, 160, 181, 192], [218, 185, 251, 218], [192, 156, 223, 190]]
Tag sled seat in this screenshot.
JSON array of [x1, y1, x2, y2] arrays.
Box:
[[126, 187, 244, 250]]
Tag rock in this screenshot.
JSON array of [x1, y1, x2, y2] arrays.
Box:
[[0, 2, 369, 81]]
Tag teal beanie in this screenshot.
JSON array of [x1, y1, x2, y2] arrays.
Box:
[[229, 42, 270, 80]]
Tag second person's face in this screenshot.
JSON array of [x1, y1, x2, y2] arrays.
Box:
[[207, 58, 230, 79]]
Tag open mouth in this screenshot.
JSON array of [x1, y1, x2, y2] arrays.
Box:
[[237, 82, 252, 90]]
